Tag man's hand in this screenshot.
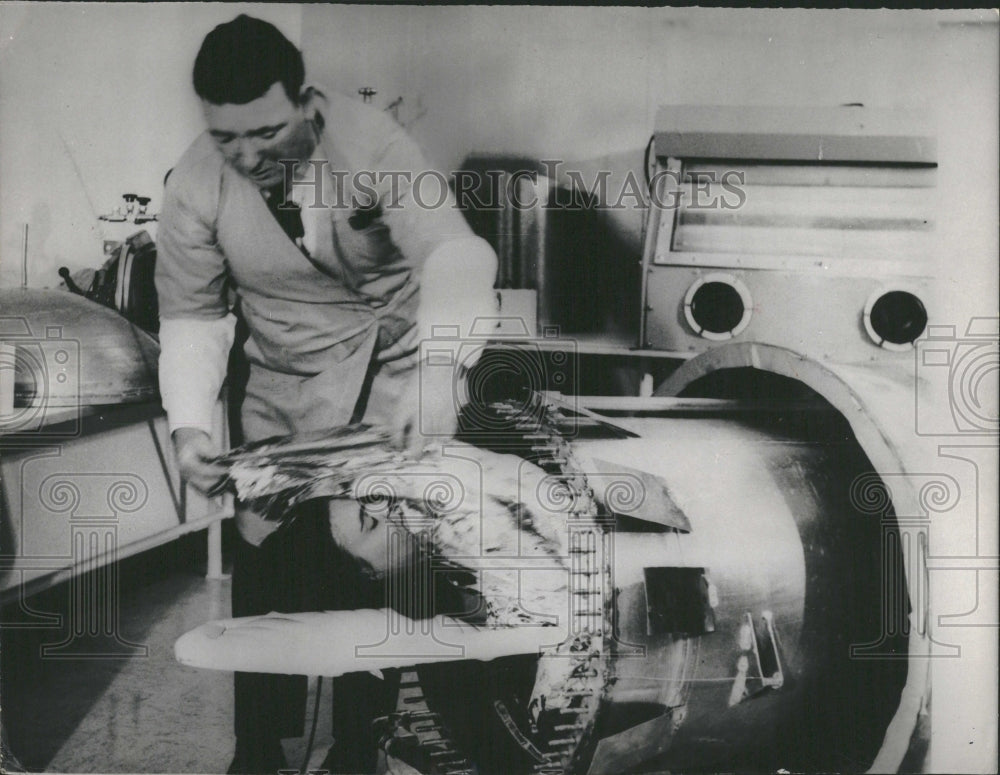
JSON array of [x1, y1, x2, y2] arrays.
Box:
[[172, 427, 229, 495], [392, 367, 460, 456]]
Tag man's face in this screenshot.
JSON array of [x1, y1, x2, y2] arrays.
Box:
[[202, 81, 316, 188]]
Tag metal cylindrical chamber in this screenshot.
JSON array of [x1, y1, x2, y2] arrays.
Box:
[[0, 288, 160, 413], [572, 415, 909, 774]]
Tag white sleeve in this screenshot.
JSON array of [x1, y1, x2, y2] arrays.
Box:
[[417, 236, 499, 368], [158, 314, 237, 435]]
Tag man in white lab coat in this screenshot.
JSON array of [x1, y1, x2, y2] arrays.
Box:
[[155, 15, 497, 773]]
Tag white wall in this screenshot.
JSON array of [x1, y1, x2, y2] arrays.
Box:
[[2, 6, 996, 329], [301, 7, 997, 321], [0, 2, 301, 287]]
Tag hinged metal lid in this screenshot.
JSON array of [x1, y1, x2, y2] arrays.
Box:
[[654, 105, 936, 164], [1, 289, 159, 412]]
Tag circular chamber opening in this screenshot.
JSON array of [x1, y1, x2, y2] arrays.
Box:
[[458, 346, 551, 433], [684, 274, 753, 341], [864, 290, 928, 350]]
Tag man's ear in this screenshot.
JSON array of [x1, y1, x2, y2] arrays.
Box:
[[300, 86, 325, 133], [298, 84, 317, 107]]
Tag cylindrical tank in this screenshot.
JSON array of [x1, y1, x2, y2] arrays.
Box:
[[419, 404, 910, 775], [0, 288, 159, 423], [568, 413, 909, 774]]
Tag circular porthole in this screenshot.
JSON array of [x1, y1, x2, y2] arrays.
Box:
[[863, 289, 928, 350], [683, 274, 753, 341]]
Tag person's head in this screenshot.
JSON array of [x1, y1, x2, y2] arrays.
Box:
[[326, 497, 422, 580], [193, 15, 317, 187]]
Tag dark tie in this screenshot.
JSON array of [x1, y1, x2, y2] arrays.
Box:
[[263, 184, 305, 247]]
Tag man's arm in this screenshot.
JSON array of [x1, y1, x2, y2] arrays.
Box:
[[372, 124, 499, 446], [158, 316, 236, 437], [155, 161, 235, 492], [158, 316, 235, 492], [416, 236, 499, 346], [365, 113, 500, 343], [398, 235, 498, 450]]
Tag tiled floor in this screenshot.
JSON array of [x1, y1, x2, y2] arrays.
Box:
[[1, 529, 334, 774]]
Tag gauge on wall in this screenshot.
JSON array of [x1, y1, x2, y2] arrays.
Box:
[[683, 273, 754, 341], [863, 288, 928, 351]]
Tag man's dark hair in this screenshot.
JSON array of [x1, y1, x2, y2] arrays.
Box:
[[193, 15, 305, 105]]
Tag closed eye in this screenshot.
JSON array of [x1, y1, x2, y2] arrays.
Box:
[[359, 506, 380, 533], [249, 123, 287, 140]]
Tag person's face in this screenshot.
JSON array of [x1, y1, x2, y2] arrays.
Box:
[[327, 498, 421, 579], [202, 81, 316, 188]]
